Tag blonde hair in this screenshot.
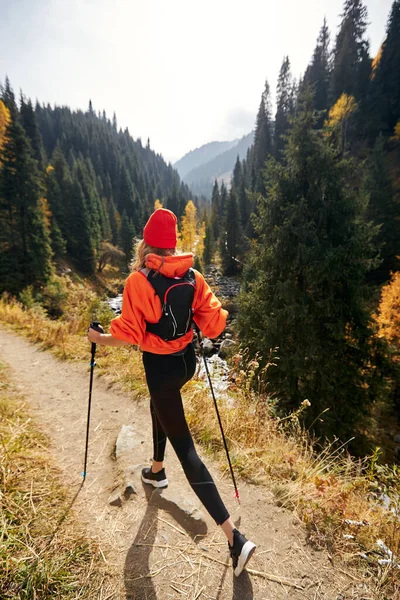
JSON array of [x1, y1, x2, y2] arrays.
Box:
[[130, 239, 176, 272]]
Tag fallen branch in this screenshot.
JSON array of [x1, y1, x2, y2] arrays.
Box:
[[199, 553, 304, 589]]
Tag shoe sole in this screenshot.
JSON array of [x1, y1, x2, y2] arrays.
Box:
[[141, 475, 168, 488], [234, 541, 256, 577]]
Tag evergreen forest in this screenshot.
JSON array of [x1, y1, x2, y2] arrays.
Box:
[[1, 0, 400, 455]]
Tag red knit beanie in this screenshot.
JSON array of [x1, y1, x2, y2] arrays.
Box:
[[143, 208, 177, 248]]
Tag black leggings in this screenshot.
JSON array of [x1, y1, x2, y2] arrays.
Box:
[[142, 343, 230, 526]]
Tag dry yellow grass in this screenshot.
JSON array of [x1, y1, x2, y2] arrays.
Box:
[[0, 360, 114, 599]]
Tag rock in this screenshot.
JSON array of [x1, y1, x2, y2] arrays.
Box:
[[153, 487, 207, 535], [115, 425, 145, 459], [202, 338, 214, 356], [123, 465, 147, 498], [218, 339, 236, 358], [108, 491, 123, 507], [124, 482, 136, 500], [394, 434, 400, 444]]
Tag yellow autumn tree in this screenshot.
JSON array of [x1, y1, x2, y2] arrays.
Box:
[[371, 46, 382, 79], [154, 199, 163, 210], [196, 220, 206, 258], [393, 121, 400, 142], [325, 93, 357, 152], [179, 200, 197, 252], [375, 270, 400, 352], [0, 99, 11, 156]]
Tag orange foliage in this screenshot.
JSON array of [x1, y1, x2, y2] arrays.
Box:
[[0, 99, 11, 156], [375, 270, 400, 351], [325, 94, 357, 129], [394, 121, 400, 142], [40, 197, 52, 230]]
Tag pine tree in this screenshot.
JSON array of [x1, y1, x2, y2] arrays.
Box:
[[274, 57, 296, 160], [108, 198, 119, 245], [219, 182, 228, 224], [232, 155, 242, 189], [66, 179, 96, 273], [253, 79, 273, 190], [365, 135, 400, 282], [48, 146, 71, 242], [20, 96, 46, 171], [331, 0, 370, 102], [238, 91, 380, 442], [119, 211, 135, 260], [211, 180, 220, 239], [0, 106, 53, 293], [371, 0, 400, 134], [219, 189, 243, 275], [302, 19, 331, 124], [203, 220, 214, 265], [45, 165, 67, 257], [74, 158, 103, 250]]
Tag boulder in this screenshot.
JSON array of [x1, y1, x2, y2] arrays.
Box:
[[202, 337, 214, 356], [153, 487, 207, 535], [115, 425, 145, 459], [218, 338, 236, 358]]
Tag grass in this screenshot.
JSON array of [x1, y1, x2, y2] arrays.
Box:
[[0, 361, 113, 599], [183, 375, 400, 597], [1, 275, 399, 598]]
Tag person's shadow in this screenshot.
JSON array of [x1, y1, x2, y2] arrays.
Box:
[[124, 486, 253, 600], [124, 483, 207, 599]]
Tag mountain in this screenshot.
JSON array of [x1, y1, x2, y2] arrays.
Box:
[[174, 140, 239, 180], [175, 132, 254, 198]]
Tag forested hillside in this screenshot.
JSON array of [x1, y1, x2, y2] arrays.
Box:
[[202, 0, 400, 451], [0, 84, 193, 290]]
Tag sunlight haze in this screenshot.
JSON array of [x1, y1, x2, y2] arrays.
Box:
[[0, 0, 393, 162]]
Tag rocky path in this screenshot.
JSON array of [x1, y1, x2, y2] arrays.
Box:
[[0, 327, 364, 599]]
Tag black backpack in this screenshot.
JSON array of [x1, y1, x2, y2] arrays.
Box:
[[144, 268, 196, 341]]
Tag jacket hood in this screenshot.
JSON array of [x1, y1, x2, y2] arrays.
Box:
[[145, 253, 194, 278]]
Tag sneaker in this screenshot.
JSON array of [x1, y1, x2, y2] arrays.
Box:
[[229, 528, 256, 577], [141, 467, 168, 488]]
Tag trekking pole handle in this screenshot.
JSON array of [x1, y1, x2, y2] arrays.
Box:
[[89, 322, 104, 359]]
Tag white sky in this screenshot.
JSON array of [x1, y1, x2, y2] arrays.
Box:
[[0, 0, 393, 163]]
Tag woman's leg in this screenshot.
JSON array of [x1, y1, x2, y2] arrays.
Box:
[[143, 346, 230, 526], [149, 400, 166, 471]]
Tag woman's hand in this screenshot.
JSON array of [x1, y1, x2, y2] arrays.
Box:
[[87, 327, 129, 347], [88, 327, 103, 344]]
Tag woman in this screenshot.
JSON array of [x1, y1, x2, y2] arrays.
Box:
[[88, 208, 256, 576]]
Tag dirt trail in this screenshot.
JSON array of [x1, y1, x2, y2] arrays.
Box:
[[0, 327, 363, 599]]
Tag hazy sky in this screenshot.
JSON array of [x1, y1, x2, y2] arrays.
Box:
[[0, 0, 393, 162]]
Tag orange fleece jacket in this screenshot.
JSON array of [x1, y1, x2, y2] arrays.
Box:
[[110, 253, 228, 354]]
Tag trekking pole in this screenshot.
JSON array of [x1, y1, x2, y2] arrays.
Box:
[[82, 321, 104, 482], [194, 324, 240, 505]]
